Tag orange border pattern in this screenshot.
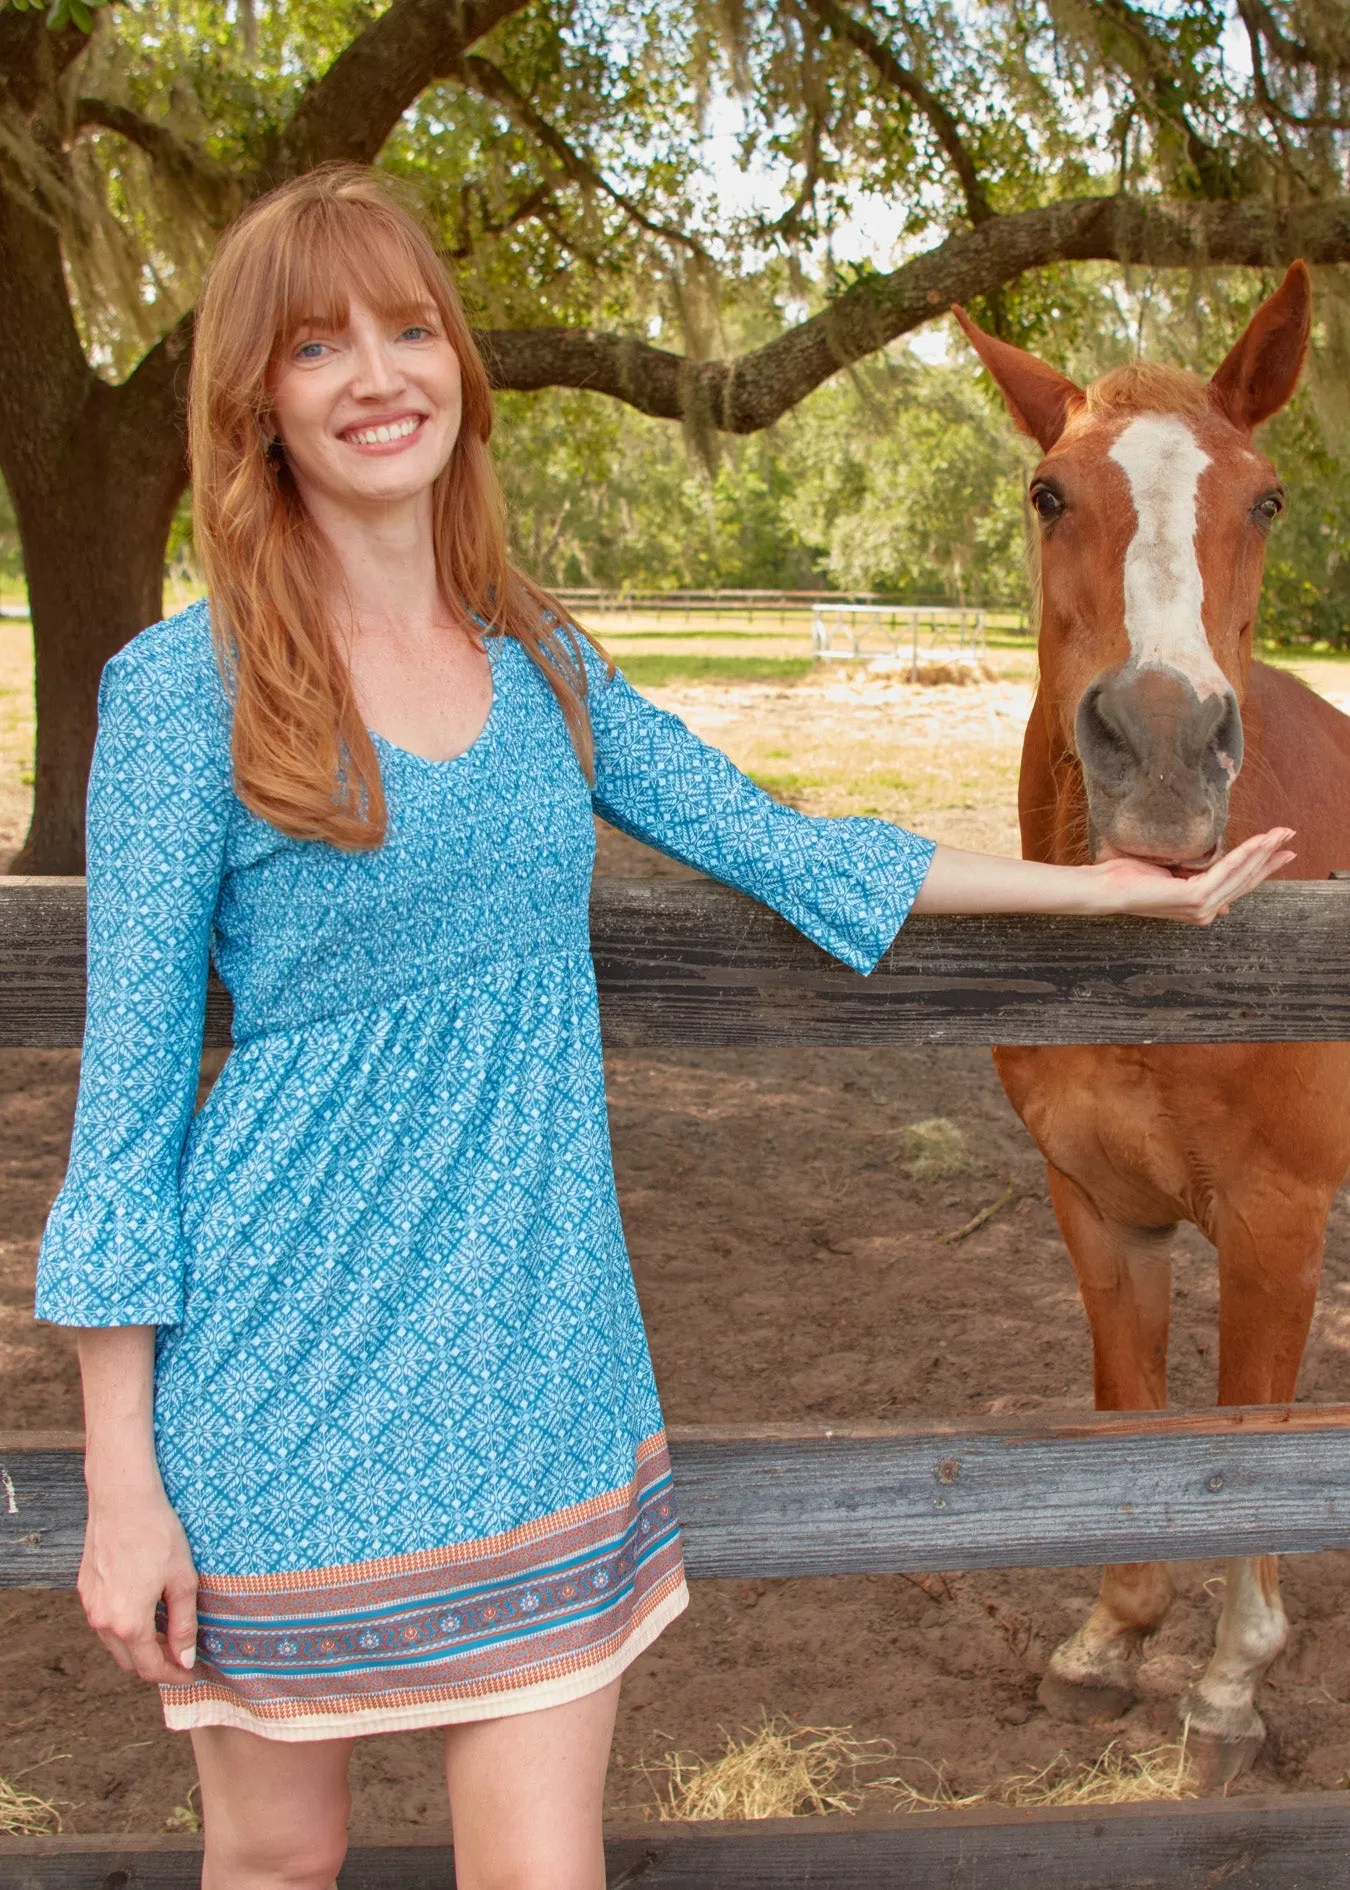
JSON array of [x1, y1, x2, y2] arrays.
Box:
[[161, 1433, 681, 1725]]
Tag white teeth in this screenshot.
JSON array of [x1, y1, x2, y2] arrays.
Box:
[[347, 417, 420, 446]]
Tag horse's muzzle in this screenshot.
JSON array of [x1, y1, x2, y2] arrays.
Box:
[[1074, 662, 1243, 865]]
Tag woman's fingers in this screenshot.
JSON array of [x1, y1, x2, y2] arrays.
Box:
[[163, 1569, 199, 1673], [95, 1620, 181, 1683], [1182, 830, 1295, 922], [94, 1629, 137, 1675], [1208, 841, 1295, 913]]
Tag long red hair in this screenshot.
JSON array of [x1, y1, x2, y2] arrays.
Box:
[[189, 164, 598, 849]]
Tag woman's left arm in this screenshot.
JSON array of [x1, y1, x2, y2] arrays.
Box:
[[587, 662, 935, 973], [585, 658, 1295, 964]]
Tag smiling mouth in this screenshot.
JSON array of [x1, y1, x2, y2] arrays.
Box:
[[343, 415, 425, 448]]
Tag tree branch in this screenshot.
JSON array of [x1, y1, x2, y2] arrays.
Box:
[[270, 0, 533, 181], [73, 98, 241, 226], [475, 193, 1350, 433], [1236, 0, 1338, 73], [798, 0, 992, 225], [457, 53, 714, 262], [1066, 0, 1241, 200], [447, 178, 558, 259], [1235, 0, 1350, 130]]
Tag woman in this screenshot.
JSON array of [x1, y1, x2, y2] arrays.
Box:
[[36, 166, 1292, 1889]]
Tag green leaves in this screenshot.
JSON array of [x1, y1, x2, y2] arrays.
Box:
[[3, 0, 112, 32]]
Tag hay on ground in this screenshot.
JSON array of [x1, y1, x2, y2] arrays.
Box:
[[643, 1714, 895, 1821], [898, 1117, 975, 1182], [881, 1739, 1197, 1813], [0, 1775, 64, 1836], [638, 1725, 1198, 1823]]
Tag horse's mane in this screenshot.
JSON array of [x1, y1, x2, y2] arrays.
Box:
[[1082, 361, 1213, 419]]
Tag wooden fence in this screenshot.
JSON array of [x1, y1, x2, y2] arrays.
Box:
[[3, 877, 1350, 1887]]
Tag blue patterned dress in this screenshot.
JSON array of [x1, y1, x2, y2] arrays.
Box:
[[35, 599, 934, 1739]]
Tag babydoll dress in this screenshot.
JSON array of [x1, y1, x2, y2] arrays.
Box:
[[36, 598, 935, 1740]]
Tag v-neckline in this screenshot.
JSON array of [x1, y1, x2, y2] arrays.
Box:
[[366, 637, 501, 769]]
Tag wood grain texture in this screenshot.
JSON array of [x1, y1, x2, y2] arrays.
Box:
[[0, 1446, 87, 1586], [4, 877, 1350, 1049], [9, 1406, 1350, 1588], [5, 1795, 1350, 1887]]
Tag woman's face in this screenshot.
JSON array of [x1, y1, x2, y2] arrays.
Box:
[[269, 291, 463, 513]]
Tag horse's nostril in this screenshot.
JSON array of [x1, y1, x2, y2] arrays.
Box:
[[1076, 681, 1137, 771], [1214, 692, 1245, 775]]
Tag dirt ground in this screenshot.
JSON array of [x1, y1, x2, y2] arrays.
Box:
[[7, 654, 1350, 1836]]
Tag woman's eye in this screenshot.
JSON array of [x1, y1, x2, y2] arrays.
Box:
[[1254, 492, 1284, 523], [401, 325, 433, 342], [1030, 484, 1065, 522], [296, 341, 329, 361]]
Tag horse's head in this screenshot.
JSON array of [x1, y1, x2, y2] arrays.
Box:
[[953, 266, 1311, 867]]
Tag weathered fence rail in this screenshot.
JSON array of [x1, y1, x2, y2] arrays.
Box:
[[3, 875, 1350, 1048], [6, 1794, 1350, 1889], [8, 1404, 1350, 1588], [5, 876, 1350, 1887]]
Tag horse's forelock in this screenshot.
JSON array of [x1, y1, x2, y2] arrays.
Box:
[[1082, 362, 1213, 423]]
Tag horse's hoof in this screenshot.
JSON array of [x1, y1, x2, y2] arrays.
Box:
[[1183, 1725, 1264, 1791], [1037, 1670, 1136, 1723], [1178, 1690, 1266, 1791]]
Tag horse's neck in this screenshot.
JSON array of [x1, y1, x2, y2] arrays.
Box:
[[1020, 659, 1350, 877], [1229, 661, 1350, 875]]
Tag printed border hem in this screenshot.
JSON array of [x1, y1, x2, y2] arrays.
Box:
[[161, 1576, 687, 1741]]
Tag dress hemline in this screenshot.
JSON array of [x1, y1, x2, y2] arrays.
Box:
[[162, 1575, 688, 1740]]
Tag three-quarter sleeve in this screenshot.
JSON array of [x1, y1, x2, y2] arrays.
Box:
[[35, 632, 232, 1327], [587, 658, 935, 973]]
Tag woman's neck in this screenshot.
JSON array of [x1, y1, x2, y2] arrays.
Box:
[[304, 485, 448, 635]]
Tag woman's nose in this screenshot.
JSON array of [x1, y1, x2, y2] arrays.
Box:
[[348, 337, 405, 397]]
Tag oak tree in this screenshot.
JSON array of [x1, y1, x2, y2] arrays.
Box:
[[2, 0, 1347, 867]]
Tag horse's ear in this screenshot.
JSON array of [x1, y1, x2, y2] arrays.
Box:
[[1209, 262, 1312, 433], [951, 305, 1084, 452]]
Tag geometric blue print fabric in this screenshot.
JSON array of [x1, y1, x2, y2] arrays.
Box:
[[35, 599, 935, 1732]]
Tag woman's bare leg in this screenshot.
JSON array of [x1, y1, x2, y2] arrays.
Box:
[[444, 1680, 621, 1890], [191, 1725, 355, 1890]]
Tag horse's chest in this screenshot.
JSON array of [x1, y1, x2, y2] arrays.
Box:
[[994, 1043, 1350, 1225], [995, 1046, 1190, 1212]]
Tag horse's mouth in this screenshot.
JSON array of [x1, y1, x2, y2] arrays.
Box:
[[1097, 839, 1221, 876]]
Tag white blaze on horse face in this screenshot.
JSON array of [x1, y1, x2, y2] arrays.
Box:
[[1108, 414, 1229, 701]]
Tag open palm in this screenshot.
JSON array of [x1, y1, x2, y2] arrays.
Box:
[[1097, 829, 1297, 926]]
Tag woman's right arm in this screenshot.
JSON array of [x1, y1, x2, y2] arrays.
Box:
[[78, 1327, 198, 1679], [35, 616, 232, 1679]]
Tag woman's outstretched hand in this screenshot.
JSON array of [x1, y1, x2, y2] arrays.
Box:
[[910, 829, 1297, 921], [1092, 829, 1296, 925]]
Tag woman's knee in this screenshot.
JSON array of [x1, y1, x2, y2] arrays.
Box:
[[193, 1724, 353, 1890], [202, 1824, 348, 1890], [455, 1862, 601, 1890]]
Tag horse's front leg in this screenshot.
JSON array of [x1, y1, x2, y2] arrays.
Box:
[[1037, 1164, 1179, 1722], [1177, 1188, 1327, 1789]]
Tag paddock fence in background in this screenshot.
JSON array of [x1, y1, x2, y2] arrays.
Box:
[[553, 588, 1027, 637], [3, 876, 1350, 1887]]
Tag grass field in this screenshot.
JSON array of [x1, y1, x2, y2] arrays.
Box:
[[3, 605, 1349, 868]]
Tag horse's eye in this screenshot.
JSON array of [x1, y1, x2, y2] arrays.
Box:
[[1254, 492, 1284, 524], [1030, 484, 1064, 522]]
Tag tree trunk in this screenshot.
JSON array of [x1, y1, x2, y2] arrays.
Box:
[[9, 401, 186, 875]]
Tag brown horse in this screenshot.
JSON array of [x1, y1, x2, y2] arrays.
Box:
[[954, 266, 1350, 1787]]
